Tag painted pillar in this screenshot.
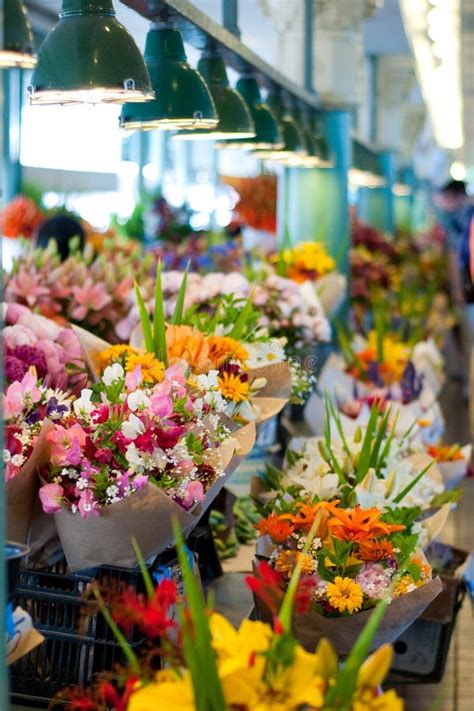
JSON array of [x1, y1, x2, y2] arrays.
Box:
[[358, 149, 396, 235], [279, 108, 352, 286]]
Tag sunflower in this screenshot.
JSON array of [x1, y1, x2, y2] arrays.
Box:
[[275, 550, 314, 578], [326, 576, 363, 614], [218, 371, 250, 403], [125, 352, 165, 384], [97, 344, 138, 371], [358, 539, 395, 562], [166, 325, 210, 373], [207, 335, 249, 368]]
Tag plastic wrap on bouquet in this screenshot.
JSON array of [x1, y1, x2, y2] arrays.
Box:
[[53, 421, 255, 572], [72, 324, 110, 381], [313, 272, 347, 316], [251, 559, 443, 656], [435, 445, 471, 489], [6, 421, 54, 544], [412, 339, 445, 398]]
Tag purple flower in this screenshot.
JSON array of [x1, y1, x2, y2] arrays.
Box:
[[11, 345, 48, 378], [400, 362, 423, 404], [4, 354, 28, 383], [25, 410, 41, 425], [45, 397, 69, 419]]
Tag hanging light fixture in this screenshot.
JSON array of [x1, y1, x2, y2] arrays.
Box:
[[253, 90, 306, 162], [349, 140, 385, 188], [312, 114, 334, 168], [283, 105, 322, 168], [173, 47, 255, 141], [28, 0, 154, 105], [0, 0, 36, 69], [120, 24, 218, 131], [216, 75, 282, 150]]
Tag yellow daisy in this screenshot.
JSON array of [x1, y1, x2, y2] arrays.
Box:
[[275, 550, 314, 577], [125, 352, 165, 384], [217, 372, 250, 403], [326, 576, 363, 614], [97, 344, 138, 371]]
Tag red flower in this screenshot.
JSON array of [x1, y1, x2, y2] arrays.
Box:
[[91, 405, 110, 423], [294, 576, 317, 614], [245, 561, 282, 615], [5, 425, 23, 457], [94, 447, 113, 464], [99, 677, 139, 711], [154, 424, 185, 450], [111, 579, 177, 639]]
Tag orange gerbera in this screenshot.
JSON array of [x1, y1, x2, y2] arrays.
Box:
[[256, 513, 295, 544], [166, 325, 210, 373], [358, 539, 395, 562], [207, 335, 249, 368], [328, 507, 405, 543], [290, 500, 340, 535]]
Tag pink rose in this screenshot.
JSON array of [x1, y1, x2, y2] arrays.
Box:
[[39, 483, 64, 514]]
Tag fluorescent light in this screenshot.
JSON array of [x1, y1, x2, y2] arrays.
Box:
[[399, 0, 463, 150], [450, 160, 466, 180]]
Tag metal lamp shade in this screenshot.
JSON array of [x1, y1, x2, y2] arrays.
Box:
[[0, 0, 36, 69], [253, 95, 306, 162], [217, 76, 282, 150], [28, 0, 154, 105], [173, 54, 255, 140], [120, 27, 218, 131]]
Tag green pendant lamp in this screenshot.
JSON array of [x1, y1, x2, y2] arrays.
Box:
[[312, 114, 334, 168], [120, 25, 218, 131], [28, 0, 154, 105], [253, 91, 306, 162], [284, 105, 320, 168], [173, 49, 255, 141], [216, 76, 282, 150], [0, 0, 36, 69]]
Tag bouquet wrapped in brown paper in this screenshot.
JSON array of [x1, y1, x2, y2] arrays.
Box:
[[3, 370, 74, 544], [250, 497, 443, 655], [37, 354, 256, 571]]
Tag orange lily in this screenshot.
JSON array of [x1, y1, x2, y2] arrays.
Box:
[[255, 513, 295, 544], [328, 506, 405, 542]]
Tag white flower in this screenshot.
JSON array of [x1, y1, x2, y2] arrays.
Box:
[[76, 477, 89, 491], [11, 454, 25, 467], [125, 443, 145, 469], [73, 388, 95, 418], [121, 413, 145, 440], [3, 450, 11, 463], [102, 363, 124, 387], [245, 340, 286, 368], [127, 390, 151, 412], [196, 370, 219, 390], [151, 447, 168, 469]]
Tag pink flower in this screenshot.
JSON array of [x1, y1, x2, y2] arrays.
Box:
[[149, 392, 173, 419], [182, 480, 204, 508], [47, 424, 87, 467], [77, 489, 100, 518], [125, 365, 142, 392], [39, 483, 64, 514], [133, 474, 148, 489], [3, 371, 42, 418], [70, 279, 111, 320], [3, 324, 37, 349], [17, 311, 62, 341], [164, 364, 186, 388]]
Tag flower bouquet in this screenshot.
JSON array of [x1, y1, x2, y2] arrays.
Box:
[[3, 302, 87, 393], [252, 500, 442, 655], [53, 523, 405, 710], [426, 443, 472, 490], [3, 370, 73, 543], [38, 356, 254, 571]]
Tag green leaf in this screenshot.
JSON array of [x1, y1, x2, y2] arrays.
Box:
[[153, 260, 168, 366], [355, 404, 379, 483], [131, 536, 155, 601], [173, 519, 226, 711], [393, 460, 433, 504], [171, 261, 190, 326], [430, 488, 463, 507], [134, 280, 153, 354], [229, 292, 255, 341]]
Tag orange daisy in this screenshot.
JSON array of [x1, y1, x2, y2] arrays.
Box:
[[255, 513, 295, 544], [358, 539, 395, 562], [166, 325, 210, 373], [207, 335, 249, 368]]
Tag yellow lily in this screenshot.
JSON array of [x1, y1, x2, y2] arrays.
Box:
[[127, 671, 195, 711]]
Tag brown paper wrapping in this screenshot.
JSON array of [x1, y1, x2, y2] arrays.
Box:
[[250, 362, 292, 424], [252, 561, 443, 655], [6, 420, 54, 544], [72, 324, 110, 380], [54, 421, 256, 572]]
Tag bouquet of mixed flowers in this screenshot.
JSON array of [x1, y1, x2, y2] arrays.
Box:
[[279, 242, 336, 284], [258, 401, 460, 544], [253, 498, 442, 654], [426, 442, 472, 489], [4, 239, 154, 343], [3, 303, 87, 393], [223, 174, 278, 233], [54, 524, 404, 711], [38, 356, 254, 570], [3, 369, 73, 543]]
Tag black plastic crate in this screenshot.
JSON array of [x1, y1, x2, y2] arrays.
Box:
[[9, 554, 182, 706]]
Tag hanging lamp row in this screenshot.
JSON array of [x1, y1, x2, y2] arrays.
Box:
[[1, 0, 333, 167]]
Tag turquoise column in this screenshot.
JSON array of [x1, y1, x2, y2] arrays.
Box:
[[278, 108, 352, 280], [358, 149, 396, 235]]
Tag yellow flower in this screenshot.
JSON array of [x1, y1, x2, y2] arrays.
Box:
[[326, 576, 363, 614], [218, 371, 250, 403], [127, 671, 195, 711], [207, 335, 249, 368], [275, 550, 314, 577], [125, 352, 165, 384], [366, 331, 409, 382], [394, 574, 423, 597], [352, 688, 404, 710], [97, 344, 138, 370]]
